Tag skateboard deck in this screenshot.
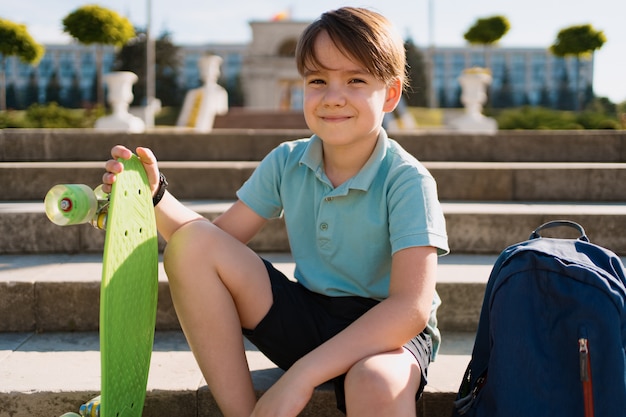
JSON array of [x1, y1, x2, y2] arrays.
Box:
[[100, 154, 158, 417], [47, 155, 158, 417]]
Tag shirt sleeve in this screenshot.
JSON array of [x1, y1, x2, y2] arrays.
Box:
[[387, 169, 449, 256], [236, 143, 287, 219]]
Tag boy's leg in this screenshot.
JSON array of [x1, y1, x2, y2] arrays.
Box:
[[163, 220, 273, 417], [344, 349, 422, 417]]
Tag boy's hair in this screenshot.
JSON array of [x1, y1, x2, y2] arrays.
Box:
[[295, 7, 407, 90]]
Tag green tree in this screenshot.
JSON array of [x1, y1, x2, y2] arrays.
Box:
[[23, 70, 39, 107], [550, 24, 606, 111], [224, 73, 244, 108], [5, 82, 19, 109], [586, 96, 616, 115], [65, 72, 83, 108], [88, 72, 98, 105], [45, 71, 62, 104], [538, 84, 553, 108], [62, 5, 135, 107], [438, 87, 448, 108], [403, 38, 428, 107], [464, 15, 510, 68], [492, 65, 514, 108], [582, 83, 595, 110], [555, 68, 575, 111], [113, 29, 182, 106], [0, 18, 44, 110], [618, 101, 626, 129]]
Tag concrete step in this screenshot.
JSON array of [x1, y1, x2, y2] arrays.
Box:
[[2, 200, 626, 255], [5, 161, 626, 201], [1, 129, 624, 163], [0, 249, 479, 416], [0, 330, 473, 417], [213, 109, 308, 129], [0, 253, 495, 334]]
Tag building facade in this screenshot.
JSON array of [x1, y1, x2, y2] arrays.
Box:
[[3, 43, 117, 107], [2, 20, 594, 110], [2, 42, 246, 108], [240, 20, 308, 109], [428, 46, 594, 108]]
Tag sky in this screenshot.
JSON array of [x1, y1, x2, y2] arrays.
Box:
[[2, 0, 625, 103]]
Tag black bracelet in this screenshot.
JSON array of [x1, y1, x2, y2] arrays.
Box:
[[152, 172, 168, 207]]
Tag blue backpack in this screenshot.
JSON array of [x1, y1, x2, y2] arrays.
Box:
[[452, 220, 626, 417]]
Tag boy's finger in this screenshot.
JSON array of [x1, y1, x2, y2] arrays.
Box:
[[104, 159, 124, 174], [136, 147, 157, 166], [111, 145, 132, 160]]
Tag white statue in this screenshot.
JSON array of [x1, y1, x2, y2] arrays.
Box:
[[177, 54, 229, 132], [95, 71, 146, 133], [450, 67, 497, 134]]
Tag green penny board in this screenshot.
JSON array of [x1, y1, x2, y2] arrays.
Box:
[[100, 155, 158, 417]]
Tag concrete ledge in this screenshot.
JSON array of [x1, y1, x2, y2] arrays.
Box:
[[0, 253, 495, 333], [2, 201, 625, 255], [443, 201, 626, 254], [213, 109, 308, 129], [5, 161, 626, 201], [0, 129, 310, 163], [429, 162, 626, 202], [0, 331, 472, 417], [1, 129, 625, 162], [0, 201, 286, 254]]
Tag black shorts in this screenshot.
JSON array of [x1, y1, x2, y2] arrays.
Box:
[[242, 258, 432, 413]]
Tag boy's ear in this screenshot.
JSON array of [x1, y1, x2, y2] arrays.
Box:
[[383, 78, 403, 113]]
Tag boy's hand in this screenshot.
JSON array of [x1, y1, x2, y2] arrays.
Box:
[[102, 146, 160, 197], [249, 369, 314, 417]]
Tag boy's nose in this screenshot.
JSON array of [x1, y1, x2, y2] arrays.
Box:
[[322, 84, 346, 106]]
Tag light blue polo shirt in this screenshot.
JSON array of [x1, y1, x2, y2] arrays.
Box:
[[237, 130, 449, 357]]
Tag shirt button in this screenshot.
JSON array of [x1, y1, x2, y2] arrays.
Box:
[[320, 223, 328, 231], [325, 197, 333, 202]]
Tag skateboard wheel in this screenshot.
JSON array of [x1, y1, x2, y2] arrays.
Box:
[[94, 211, 107, 230], [59, 413, 82, 417], [93, 184, 109, 200], [45, 184, 98, 226]]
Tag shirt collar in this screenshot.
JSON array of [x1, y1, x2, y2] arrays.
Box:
[[300, 129, 389, 192]]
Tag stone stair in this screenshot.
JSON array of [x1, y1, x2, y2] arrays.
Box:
[[1, 128, 625, 417]]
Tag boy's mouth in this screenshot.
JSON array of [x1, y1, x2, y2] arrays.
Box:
[[320, 115, 352, 122]]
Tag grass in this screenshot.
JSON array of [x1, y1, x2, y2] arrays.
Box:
[[407, 107, 444, 127]]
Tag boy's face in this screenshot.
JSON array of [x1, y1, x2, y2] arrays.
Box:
[[302, 31, 401, 148]]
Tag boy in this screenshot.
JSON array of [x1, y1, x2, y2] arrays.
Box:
[[103, 7, 448, 417]]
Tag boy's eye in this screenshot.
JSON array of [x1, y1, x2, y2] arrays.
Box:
[[349, 78, 366, 84], [308, 78, 325, 85]]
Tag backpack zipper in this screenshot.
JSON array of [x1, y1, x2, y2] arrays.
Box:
[[578, 337, 594, 417]]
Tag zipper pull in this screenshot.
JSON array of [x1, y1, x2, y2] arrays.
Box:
[[579, 338, 589, 381], [579, 337, 595, 417]]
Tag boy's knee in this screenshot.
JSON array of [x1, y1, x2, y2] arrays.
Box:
[[163, 220, 216, 276], [345, 357, 396, 403], [344, 351, 421, 413]]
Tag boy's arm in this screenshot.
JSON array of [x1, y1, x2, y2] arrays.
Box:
[[152, 194, 267, 243], [297, 244, 437, 380], [104, 146, 267, 243], [252, 245, 438, 416]]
